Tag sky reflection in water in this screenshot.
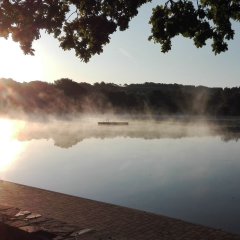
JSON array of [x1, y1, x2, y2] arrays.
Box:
[[1, 118, 240, 234]]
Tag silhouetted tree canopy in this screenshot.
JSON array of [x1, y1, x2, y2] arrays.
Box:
[[0, 0, 239, 62]]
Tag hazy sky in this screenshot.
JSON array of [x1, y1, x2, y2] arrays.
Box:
[[0, 1, 239, 88]]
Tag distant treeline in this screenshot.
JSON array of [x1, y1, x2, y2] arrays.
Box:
[[1, 78, 240, 117]]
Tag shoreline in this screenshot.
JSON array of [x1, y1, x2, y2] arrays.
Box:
[[0, 180, 239, 240]]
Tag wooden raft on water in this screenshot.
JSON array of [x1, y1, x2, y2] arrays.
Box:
[[98, 121, 129, 126]]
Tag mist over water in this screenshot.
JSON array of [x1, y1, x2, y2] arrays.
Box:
[[1, 115, 240, 234], [5, 114, 240, 148]]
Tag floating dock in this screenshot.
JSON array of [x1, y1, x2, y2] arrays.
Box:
[[0, 180, 239, 240], [98, 121, 129, 125]]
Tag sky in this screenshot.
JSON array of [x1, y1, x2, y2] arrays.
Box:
[[0, 1, 240, 88]]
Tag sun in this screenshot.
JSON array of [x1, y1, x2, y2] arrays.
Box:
[[0, 38, 44, 82], [0, 119, 27, 172]]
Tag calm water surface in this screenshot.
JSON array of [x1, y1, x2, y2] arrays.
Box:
[[0, 117, 240, 234]]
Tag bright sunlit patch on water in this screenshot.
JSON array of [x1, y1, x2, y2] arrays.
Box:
[[0, 119, 27, 172]]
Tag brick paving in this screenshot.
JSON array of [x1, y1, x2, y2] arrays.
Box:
[[0, 205, 102, 239], [0, 180, 240, 240]]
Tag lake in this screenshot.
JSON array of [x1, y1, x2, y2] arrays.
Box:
[[0, 116, 240, 234]]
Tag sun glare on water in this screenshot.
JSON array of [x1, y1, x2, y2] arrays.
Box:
[[0, 119, 26, 172]]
